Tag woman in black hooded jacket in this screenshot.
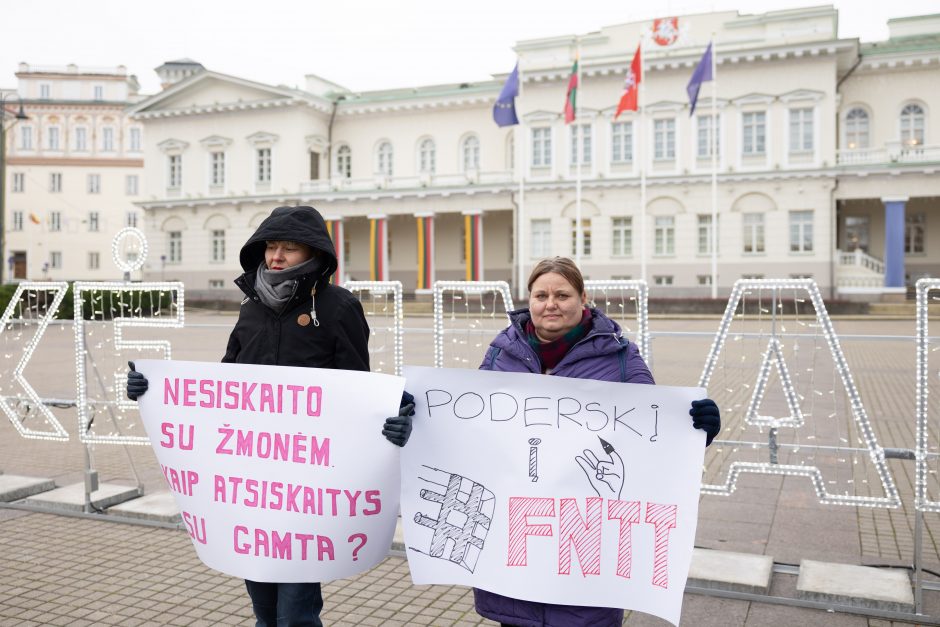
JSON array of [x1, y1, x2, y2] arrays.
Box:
[[128, 205, 413, 627]]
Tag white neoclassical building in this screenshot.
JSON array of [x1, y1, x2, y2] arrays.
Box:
[[125, 8, 940, 298], [4, 63, 146, 281]]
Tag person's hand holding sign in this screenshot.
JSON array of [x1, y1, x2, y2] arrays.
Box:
[[576, 437, 625, 499]]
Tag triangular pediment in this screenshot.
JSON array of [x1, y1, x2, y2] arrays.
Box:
[[130, 71, 326, 116]]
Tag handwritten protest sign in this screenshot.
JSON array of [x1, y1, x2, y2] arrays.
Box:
[[400, 365, 705, 626], [135, 359, 404, 582]]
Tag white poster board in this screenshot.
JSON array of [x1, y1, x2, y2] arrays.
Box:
[[400, 365, 705, 626], [135, 359, 404, 582]]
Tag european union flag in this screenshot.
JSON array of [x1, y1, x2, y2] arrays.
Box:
[[493, 63, 519, 127], [686, 42, 713, 116]]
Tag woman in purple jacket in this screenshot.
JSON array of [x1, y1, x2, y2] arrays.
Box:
[[473, 257, 720, 627]]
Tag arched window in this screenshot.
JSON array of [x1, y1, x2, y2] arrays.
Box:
[[461, 135, 480, 172], [376, 141, 393, 176], [900, 104, 925, 146], [418, 138, 436, 174], [845, 108, 869, 150], [336, 145, 351, 178]]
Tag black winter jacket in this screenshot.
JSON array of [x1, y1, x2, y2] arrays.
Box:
[[222, 205, 370, 371]]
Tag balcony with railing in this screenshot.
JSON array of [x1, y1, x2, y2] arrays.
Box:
[[835, 248, 885, 291], [837, 142, 940, 167], [299, 170, 514, 194]]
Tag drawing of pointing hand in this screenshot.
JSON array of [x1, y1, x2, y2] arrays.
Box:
[[576, 436, 625, 499]]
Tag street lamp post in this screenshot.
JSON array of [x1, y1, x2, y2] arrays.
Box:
[[0, 94, 29, 284]]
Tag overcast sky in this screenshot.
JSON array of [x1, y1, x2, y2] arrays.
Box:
[[4, 0, 937, 95]]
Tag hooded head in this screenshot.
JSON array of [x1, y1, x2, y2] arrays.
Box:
[[239, 205, 338, 280]]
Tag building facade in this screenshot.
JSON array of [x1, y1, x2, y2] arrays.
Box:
[[18, 7, 932, 299], [4, 63, 146, 281]]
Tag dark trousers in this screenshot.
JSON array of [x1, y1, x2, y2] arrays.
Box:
[[245, 580, 323, 627]]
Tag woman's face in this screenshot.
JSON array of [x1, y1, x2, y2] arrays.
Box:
[[265, 241, 314, 270], [528, 272, 587, 342]]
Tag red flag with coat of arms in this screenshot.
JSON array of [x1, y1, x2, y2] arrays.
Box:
[[614, 45, 642, 119]]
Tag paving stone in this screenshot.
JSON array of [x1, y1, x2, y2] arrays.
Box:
[[0, 474, 55, 501], [687, 547, 774, 594], [796, 559, 914, 613], [23, 482, 140, 512]]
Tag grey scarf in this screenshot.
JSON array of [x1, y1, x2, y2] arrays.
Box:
[[254, 256, 322, 312]]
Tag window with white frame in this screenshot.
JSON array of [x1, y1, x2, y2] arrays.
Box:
[[125, 211, 138, 228], [168, 231, 182, 263], [129, 128, 141, 152], [845, 108, 869, 150], [20, 126, 32, 150], [50, 251, 62, 269], [570, 218, 592, 257], [531, 127, 551, 167], [376, 141, 393, 176], [50, 172, 62, 192], [789, 108, 814, 153], [88, 211, 100, 232], [87, 174, 100, 194], [93, 85, 104, 100], [741, 273, 765, 280], [742, 212, 765, 253], [462, 136, 480, 172], [901, 104, 925, 146], [12, 211, 23, 231], [211, 152, 225, 187], [211, 230, 226, 262], [906, 212, 925, 254], [88, 251, 100, 270], [40, 83, 50, 100], [48, 126, 60, 151], [698, 214, 717, 254], [569, 124, 592, 165], [336, 145, 351, 178], [75, 127, 87, 151], [168, 154, 182, 188], [418, 139, 436, 174], [789, 210, 813, 252], [654, 216, 675, 255], [697, 115, 720, 158], [653, 275, 674, 286], [530, 219, 552, 258], [653, 119, 676, 160], [611, 121, 633, 163], [256, 148, 272, 183], [742, 111, 766, 155], [49, 211, 62, 232], [611, 217, 632, 256], [125, 175, 138, 196], [209, 279, 225, 289], [697, 275, 713, 286], [102, 127, 114, 152], [12, 173, 24, 192]]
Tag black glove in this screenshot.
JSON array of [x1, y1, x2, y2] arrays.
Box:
[[383, 391, 416, 447], [126, 361, 149, 401], [690, 399, 720, 447]]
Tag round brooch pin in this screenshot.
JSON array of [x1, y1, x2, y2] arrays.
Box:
[[297, 313, 311, 326]]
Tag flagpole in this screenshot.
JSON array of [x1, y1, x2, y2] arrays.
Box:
[[575, 41, 583, 268], [639, 33, 647, 284], [710, 36, 718, 299], [517, 62, 527, 301]]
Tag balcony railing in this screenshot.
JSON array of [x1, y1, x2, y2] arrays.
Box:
[[837, 142, 940, 166], [838, 248, 885, 275], [299, 170, 513, 194]]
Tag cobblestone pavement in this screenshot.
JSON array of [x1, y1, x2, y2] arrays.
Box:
[[1, 311, 939, 625]]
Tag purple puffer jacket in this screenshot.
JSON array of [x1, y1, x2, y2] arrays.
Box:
[[474, 307, 654, 627]]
